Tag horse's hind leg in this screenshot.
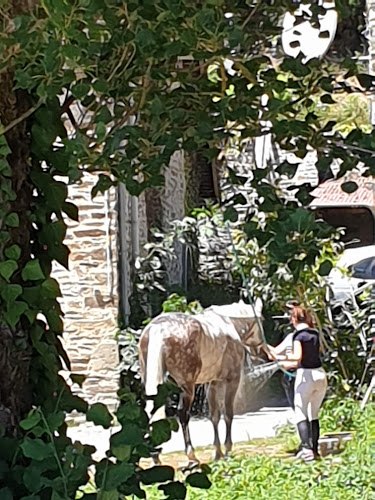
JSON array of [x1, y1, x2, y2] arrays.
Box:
[[223, 375, 241, 458], [178, 384, 198, 464], [207, 381, 224, 460]]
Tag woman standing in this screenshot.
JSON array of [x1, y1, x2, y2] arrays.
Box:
[[268, 304, 327, 462]]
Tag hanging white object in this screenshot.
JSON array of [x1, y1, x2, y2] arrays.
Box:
[[281, 1, 338, 63], [254, 94, 279, 172]]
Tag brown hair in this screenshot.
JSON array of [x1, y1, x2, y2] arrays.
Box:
[[290, 305, 315, 328]]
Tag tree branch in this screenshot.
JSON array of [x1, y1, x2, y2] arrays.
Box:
[[0, 97, 44, 136]]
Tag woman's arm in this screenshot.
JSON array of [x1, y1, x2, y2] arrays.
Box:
[[266, 333, 294, 359], [272, 333, 294, 355], [271, 340, 302, 363]]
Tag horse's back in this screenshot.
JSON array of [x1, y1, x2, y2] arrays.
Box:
[[139, 313, 202, 369], [139, 312, 205, 387]]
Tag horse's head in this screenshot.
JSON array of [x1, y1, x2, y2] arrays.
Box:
[[212, 299, 265, 354]]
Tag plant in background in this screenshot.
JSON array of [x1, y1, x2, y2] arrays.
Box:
[[162, 293, 203, 315], [129, 217, 201, 326], [323, 287, 374, 399]]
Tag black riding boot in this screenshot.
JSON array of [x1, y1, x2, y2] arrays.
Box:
[[297, 420, 312, 449], [311, 419, 320, 456]]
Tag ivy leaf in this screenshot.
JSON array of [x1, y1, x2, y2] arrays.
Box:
[[0, 159, 11, 177], [185, 472, 211, 489], [0, 488, 13, 500], [110, 424, 144, 447], [5, 212, 19, 228], [22, 466, 43, 493], [87, 403, 112, 429], [20, 410, 41, 431], [111, 445, 131, 462], [96, 122, 107, 142], [70, 373, 86, 387], [4, 244, 21, 260], [158, 481, 186, 500], [41, 278, 61, 298], [45, 307, 63, 334], [44, 182, 68, 211], [151, 419, 175, 446], [223, 207, 238, 223], [318, 260, 333, 276], [97, 491, 119, 500], [20, 438, 54, 461], [47, 242, 70, 270], [1, 284, 23, 303], [320, 94, 335, 104], [46, 412, 64, 432], [116, 403, 142, 423], [139, 466, 174, 485], [357, 73, 375, 89], [341, 181, 358, 194], [0, 135, 11, 155], [0, 260, 18, 281], [93, 79, 109, 93], [4, 301, 28, 328], [104, 462, 135, 489], [22, 260, 45, 281], [50, 491, 65, 500], [71, 82, 91, 99], [62, 201, 79, 221]]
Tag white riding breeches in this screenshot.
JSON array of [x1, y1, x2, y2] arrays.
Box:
[[294, 367, 327, 423]]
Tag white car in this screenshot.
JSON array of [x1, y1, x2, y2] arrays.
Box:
[[328, 245, 375, 302]]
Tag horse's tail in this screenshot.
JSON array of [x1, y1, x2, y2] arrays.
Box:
[[142, 322, 166, 421]]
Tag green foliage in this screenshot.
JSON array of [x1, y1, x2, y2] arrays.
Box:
[[323, 290, 374, 399], [162, 293, 203, 314], [315, 93, 371, 136], [0, 371, 210, 500]]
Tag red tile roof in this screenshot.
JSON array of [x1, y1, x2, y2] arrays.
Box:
[[310, 175, 375, 207]]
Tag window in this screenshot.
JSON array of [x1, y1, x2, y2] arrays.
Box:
[[350, 258, 375, 279]]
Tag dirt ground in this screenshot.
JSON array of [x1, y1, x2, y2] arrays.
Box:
[[140, 440, 290, 470]]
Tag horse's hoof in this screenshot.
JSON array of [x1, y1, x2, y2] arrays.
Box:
[[182, 459, 200, 472], [150, 451, 161, 465]]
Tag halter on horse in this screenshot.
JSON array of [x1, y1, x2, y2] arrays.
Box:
[[139, 299, 264, 463]]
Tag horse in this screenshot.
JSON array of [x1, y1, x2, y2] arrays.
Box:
[[138, 299, 265, 463]]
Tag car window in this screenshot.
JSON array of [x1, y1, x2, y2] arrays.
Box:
[[350, 257, 375, 279]]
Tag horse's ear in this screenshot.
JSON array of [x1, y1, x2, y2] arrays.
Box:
[[254, 298, 263, 316]]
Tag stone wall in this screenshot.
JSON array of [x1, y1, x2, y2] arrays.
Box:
[[53, 152, 186, 409], [52, 172, 119, 410], [160, 150, 186, 284]]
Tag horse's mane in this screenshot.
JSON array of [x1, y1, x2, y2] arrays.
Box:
[[207, 299, 262, 319]]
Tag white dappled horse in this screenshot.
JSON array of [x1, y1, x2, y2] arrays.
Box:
[[139, 300, 265, 463]]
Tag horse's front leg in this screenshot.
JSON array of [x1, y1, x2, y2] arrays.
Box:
[[178, 385, 198, 464], [223, 375, 241, 458], [207, 381, 224, 461]]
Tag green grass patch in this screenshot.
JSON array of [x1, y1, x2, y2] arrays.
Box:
[[141, 401, 374, 500]]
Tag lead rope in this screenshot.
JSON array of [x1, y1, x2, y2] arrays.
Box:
[[225, 219, 296, 378]]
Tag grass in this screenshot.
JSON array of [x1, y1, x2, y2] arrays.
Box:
[[139, 402, 375, 500]]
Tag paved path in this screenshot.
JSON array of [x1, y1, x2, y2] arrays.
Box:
[[67, 407, 294, 459]]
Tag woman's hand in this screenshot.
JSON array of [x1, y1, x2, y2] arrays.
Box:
[[266, 345, 277, 361], [279, 359, 299, 370]]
